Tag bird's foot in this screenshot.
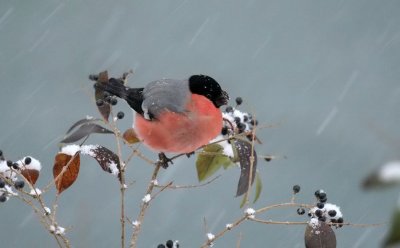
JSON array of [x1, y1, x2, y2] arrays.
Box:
[[185, 152, 195, 158], [157, 153, 173, 169]]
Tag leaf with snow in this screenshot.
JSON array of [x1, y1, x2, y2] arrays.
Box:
[[19, 156, 41, 185], [196, 144, 232, 182], [234, 139, 257, 197], [384, 207, 400, 247], [81, 145, 121, 179], [304, 221, 336, 248], [123, 128, 140, 144], [53, 152, 80, 194], [362, 161, 400, 190], [95, 71, 111, 122], [60, 123, 113, 144]]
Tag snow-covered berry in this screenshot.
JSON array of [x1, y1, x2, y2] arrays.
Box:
[[24, 157, 31, 165]]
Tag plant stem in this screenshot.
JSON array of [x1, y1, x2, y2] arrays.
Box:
[[129, 163, 161, 248]]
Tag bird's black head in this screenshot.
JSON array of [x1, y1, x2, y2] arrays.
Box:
[[188, 75, 229, 108]]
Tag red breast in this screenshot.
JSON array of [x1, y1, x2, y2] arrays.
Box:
[[134, 94, 222, 153]]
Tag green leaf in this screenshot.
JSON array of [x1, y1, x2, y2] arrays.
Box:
[[196, 144, 231, 182], [384, 207, 400, 247], [253, 171, 262, 203], [240, 192, 247, 208]]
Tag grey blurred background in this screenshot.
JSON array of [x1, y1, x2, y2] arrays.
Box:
[[1, 0, 399, 247]]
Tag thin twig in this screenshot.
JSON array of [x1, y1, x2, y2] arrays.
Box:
[[129, 163, 161, 248], [154, 175, 221, 190]]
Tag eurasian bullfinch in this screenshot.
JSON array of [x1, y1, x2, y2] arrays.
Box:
[[94, 75, 229, 153]]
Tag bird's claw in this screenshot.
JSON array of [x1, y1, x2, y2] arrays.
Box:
[[186, 152, 195, 158], [158, 153, 173, 169]]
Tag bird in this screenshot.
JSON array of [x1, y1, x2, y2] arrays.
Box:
[[94, 74, 229, 154]]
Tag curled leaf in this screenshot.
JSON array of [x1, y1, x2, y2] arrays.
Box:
[[234, 139, 257, 197], [60, 123, 113, 144], [53, 153, 80, 194], [123, 128, 140, 144], [81, 145, 121, 179], [196, 144, 232, 182], [66, 117, 101, 134], [305, 221, 336, 248]]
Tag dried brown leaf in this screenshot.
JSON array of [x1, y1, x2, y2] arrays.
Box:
[[53, 153, 80, 194]]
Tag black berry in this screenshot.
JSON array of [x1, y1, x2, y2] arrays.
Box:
[[318, 216, 327, 222], [292, 185, 300, 194], [264, 157, 272, 162], [14, 180, 24, 189], [96, 99, 104, 106], [225, 106, 233, 113], [297, 208, 305, 215], [0, 179, 5, 188], [243, 115, 248, 122], [315, 209, 323, 217], [337, 217, 344, 227], [319, 192, 327, 199], [6, 160, 13, 167], [0, 150, 2, 156], [237, 123, 246, 133], [235, 97, 243, 105], [157, 245, 166, 248], [314, 190, 321, 198], [117, 111, 125, 119], [221, 126, 228, 135], [24, 157, 31, 165], [0, 195, 6, 203], [328, 210, 337, 217], [12, 163, 19, 170], [319, 197, 327, 203], [110, 98, 118, 106], [234, 117, 241, 124], [308, 212, 312, 217], [250, 119, 258, 126], [166, 240, 173, 248], [316, 203, 324, 209]]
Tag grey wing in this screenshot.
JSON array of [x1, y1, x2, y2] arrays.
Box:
[[142, 79, 190, 120]]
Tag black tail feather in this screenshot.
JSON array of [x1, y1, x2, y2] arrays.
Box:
[[94, 78, 144, 115]]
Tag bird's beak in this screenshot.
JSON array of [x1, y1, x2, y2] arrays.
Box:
[[215, 90, 230, 107]]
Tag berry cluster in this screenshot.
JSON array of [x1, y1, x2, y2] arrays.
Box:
[[95, 86, 125, 121], [0, 152, 38, 203], [96, 91, 118, 107], [295, 189, 344, 229], [211, 97, 259, 158], [222, 97, 258, 137], [157, 239, 179, 248]]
